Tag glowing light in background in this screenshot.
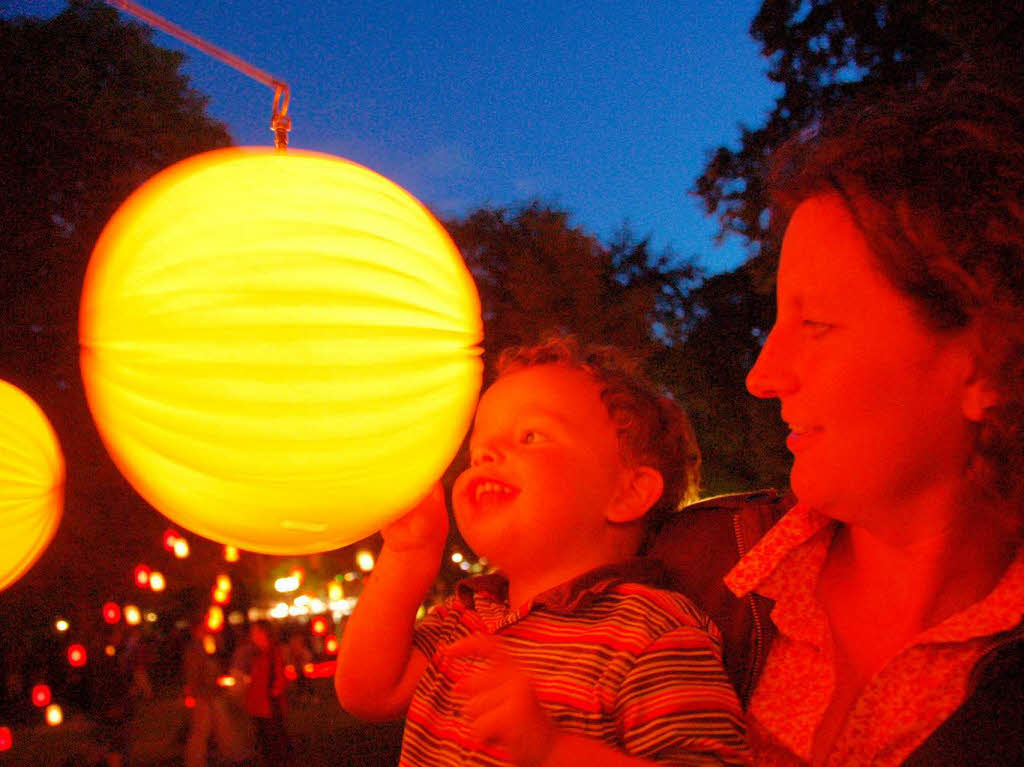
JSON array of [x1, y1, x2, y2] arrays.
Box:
[[274, 576, 299, 594], [355, 550, 375, 573], [55, 619, 69, 633], [0, 380, 64, 591], [105, 644, 116, 657], [202, 635, 217, 655], [328, 581, 343, 602], [124, 605, 142, 626], [311, 616, 328, 636], [324, 634, 338, 654], [162, 529, 180, 551], [80, 148, 482, 555], [173, 537, 190, 559], [31, 685, 51, 708], [149, 571, 166, 592], [0, 726, 11, 752], [224, 545, 240, 562], [102, 602, 121, 624], [215, 574, 232, 592], [134, 564, 151, 587], [67, 644, 87, 667], [451, 551, 464, 563], [205, 606, 225, 633], [45, 704, 63, 726], [212, 587, 230, 606], [216, 675, 236, 688]]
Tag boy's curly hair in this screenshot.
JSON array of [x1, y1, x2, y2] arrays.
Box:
[[495, 334, 701, 538], [767, 68, 1024, 508]]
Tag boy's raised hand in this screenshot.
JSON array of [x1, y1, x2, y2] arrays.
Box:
[[381, 481, 450, 556], [448, 634, 557, 767]]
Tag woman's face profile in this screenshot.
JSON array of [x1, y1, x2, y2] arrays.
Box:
[[746, 194, 979, 523]]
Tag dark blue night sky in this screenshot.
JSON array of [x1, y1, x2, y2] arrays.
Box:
[[8, 0, 780, 273]]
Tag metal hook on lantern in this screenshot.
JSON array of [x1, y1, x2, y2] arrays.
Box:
[[272, 84, 291, 151], [103, 0, 292, 150]]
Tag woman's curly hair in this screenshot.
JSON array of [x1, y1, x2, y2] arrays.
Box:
[[495, 334, 701, 540], [768, 68, 1024, 507]]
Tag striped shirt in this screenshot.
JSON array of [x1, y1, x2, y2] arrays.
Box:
[[403, 558, 750, 766]]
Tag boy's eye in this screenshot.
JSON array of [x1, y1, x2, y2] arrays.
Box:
[[521, 430, 546, 444]]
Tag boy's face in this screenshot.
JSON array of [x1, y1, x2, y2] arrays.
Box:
[[452, 364, 632, 571]]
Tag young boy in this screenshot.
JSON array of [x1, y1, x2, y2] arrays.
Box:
[[335, 336, 748, 766]]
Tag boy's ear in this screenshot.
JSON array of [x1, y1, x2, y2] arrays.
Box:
[[606, 466, 664, 524]]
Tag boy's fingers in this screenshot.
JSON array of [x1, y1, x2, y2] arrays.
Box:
[[446, 633, 502, 661], [461, 683, 507, 719]]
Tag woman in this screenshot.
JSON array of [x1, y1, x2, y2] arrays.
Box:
[[658, 70, 1024, 765]]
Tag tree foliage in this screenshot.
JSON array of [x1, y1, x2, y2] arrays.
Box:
[[0, 0, 231, 611], [694, 0, 1024, 260], [445, 203, 700, 374]]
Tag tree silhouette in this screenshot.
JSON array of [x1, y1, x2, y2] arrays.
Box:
[[694, 0, 1024, 261], [0, 0, 231, 614], [445, 202, 699, 378]]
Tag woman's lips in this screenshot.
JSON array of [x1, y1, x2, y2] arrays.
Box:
[[786, 426, 822, 453]]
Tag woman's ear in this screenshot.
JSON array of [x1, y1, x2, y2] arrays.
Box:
[[606, 466, 664, 524], [961, 353, 999, 423]]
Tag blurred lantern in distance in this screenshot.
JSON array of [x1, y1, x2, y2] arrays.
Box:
[[311, 616, 328, 636], [79, 148, 483, 555], [67, 644, 87, 667], [205, 605, 225, 633], [173, 537, 190, 559], [134, 564, 151, 588], [55, 618, 69, 632], [328, 581, 343, 602], [0, 381, 64, 591], [355, 550, 375, 573], [0, 726, 10, 751], [124, 605, 142, 626], [101, 602, 120, 624], [102, 602, 121, 624], [45, 704, 62, 726], [31, 684, 51, 707], [224, 545, 240, 562], [324, 634, 338, 654], [149, 571, 166, 592], [211, 586, 229, 605], [216, 574, 232, 592], [162, 529, 180, 551]]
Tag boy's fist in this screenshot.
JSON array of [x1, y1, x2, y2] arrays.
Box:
[[380, 482, 449, 555], [449, 634, 557, 767]]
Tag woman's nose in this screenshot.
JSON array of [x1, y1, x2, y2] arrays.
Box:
[[746, 326, 797, 399]]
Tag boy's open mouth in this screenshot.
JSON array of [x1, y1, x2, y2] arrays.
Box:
[[466, 477, 520, 505]]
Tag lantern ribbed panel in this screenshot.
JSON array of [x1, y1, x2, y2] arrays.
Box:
[[80, 148, 482, 554], [0, 381, 64, 590]]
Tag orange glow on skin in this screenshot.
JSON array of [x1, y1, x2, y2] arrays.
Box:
[[79, 148, 482, 555]]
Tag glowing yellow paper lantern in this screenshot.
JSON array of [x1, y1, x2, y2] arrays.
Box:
[[0, 381, 64, 591], [80, 147, 482, 554]]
